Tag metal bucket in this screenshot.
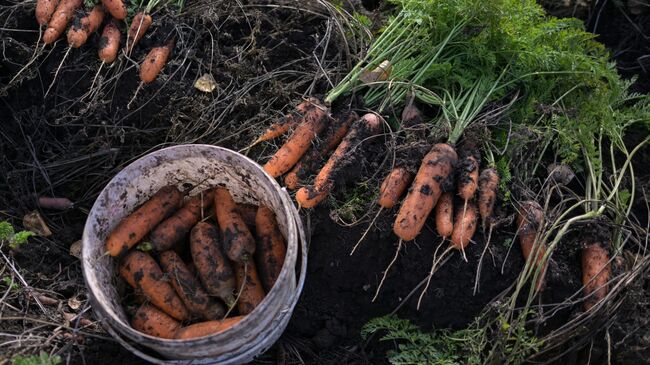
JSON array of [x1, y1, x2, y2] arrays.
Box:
[[82, 144, 307, 364]]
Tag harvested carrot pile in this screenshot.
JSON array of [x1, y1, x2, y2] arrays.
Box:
[[105, 185, 286, 340]]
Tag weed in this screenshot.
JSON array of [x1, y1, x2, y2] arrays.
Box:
[[0, 221, 34, 250], [12, 353, 62, 365]]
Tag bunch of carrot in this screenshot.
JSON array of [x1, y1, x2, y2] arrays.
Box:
[[105, 184, 287, 340], [251, 98, 382, 208], [35, 0, 172, 84]]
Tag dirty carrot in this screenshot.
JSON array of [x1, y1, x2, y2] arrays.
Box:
[[378, 167, 414, 209], [190, 222, 236, 307], [37, 196, 73, 210], [126, 11, 152, 53], [249, 100, 311, 148], [434, 192, 454, 238], [105, 185, 183, 257], [478, 167, 499, 228], [98, 20, 121, 64], [119, 251, 190, 321], [393, 143, 458, 241], [285, 111, 357, 190], [450, 200, 478, 250], [131, 304, 180, 339], [67, 5, 104, 48], [254, 206, 286, 291], [214, 187, 256, 262], [263, 97, 328, 177], [101, 0, 126, 20], [516, 200, 547, 292], [458, 155, 479, 201], [43, 0, 82, 44], [159, 250, 226, 320], [582, 243, 611, 311], [295, 113, 381, 208], [140, 39, 174, 84], [36, 0, 59, 25], [175, 316, 244, 340], [150, 190, 214, 251], [234, 260, 266, 315], [236, 203, 258, 229]]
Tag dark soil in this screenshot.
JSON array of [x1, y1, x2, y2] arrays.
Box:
[[0, 1, 649, 365]]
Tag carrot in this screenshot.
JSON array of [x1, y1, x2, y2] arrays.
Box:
[[457, 155, 479, 201], [43, 0, 82, 44], [378, 167, 413, 209], [393, 143, 458, 241], [105, 185, 182, 257], [101, 0, 126, 20], [450, 200, 478, 250], [263, 98, 329, 178], [478, 168, 499, 228], [150, 190, 214, 251], [582, 243, 611, 311], [174, 316, 244, 340], [434, 192, 454, 238], [516, 200, 547, 292], [295, 113, 382, 208], [159, 251, 226, 321], [236, 203, 258, 229], [284, 111, 357, 190], [234, 260, 266, 315], [36, 0, 59, 25], [38, 196, 73, 210], [98, 20, 121, 64], [140, 39, 174, 84], [119, 251, 190, 321], [126, 11, 152, 53], [190, 222, 236, 306], [67, 5, 104, 48], [214, 187, 256, 262], [254, 206, 286, 291], [250, 100, 312, 147], [131, 304, 180, 339]]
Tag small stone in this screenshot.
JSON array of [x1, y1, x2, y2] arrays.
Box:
[[194, 73, 217, 93], [69, 240, 82, 259]]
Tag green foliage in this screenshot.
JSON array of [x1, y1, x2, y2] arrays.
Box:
[[0, 221, 34, 250], [353, 12, 372, 28], [2, 276, 19, 291], [136, 241, 153, 252], [331, 183, 374, 223], [12, 353, 61, 365], [363, 314, 543, 365]]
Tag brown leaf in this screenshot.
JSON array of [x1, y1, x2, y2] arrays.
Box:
[[22, 210, 52, 237]]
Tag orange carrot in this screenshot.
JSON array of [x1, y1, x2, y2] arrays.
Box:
[[98, 20, 121, 64], [131, 304, 180, 339], [458, 155, 479, 201], [43, 0, 82, 44], [190, 222, 236, 307], [434, 192, 454, 238], [159, 250, 226, 320], [254, 206, 286, 291], [517, 201, 547, 292], [263, 98, 328, 177], [250, 100, 311, 147], [284, 111, 357, 190], [119, 251, 190, 321], [582, 243, 611, 311], [125, 11, 152, 53], [36, 0, 59, 25], [450, 200, 478, 250], [295, 113, 382, 208], [150, 190, 214, 251], [140, 39, 174, 84], [214, 187, 256, 262], [234, 260, 266, 315], [67, 5, 104, 48], [378, 167, 414, 209], [175, 316, 244, 340], [105, 185, 183, 257], [393, 143, 458, 241], [478, 168, 499, 228], [101, 0, 126, 20]]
